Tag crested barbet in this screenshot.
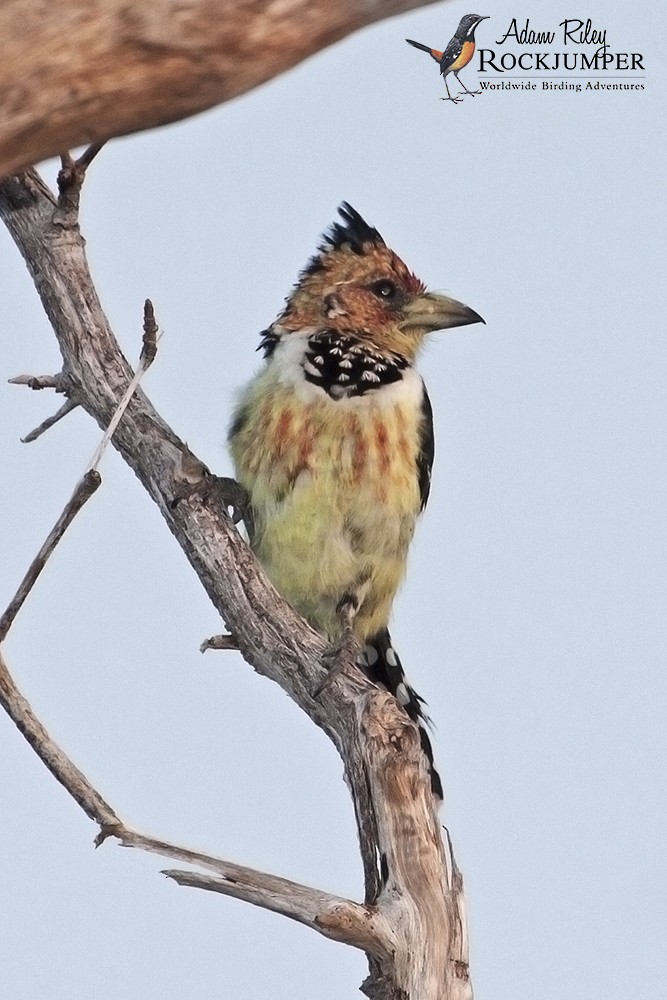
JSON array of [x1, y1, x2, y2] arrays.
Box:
[[229, 204, 484, 797]]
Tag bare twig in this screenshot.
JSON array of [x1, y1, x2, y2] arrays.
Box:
[[0, 649, 120, 827], [76, 142, 105, 171], [0, 644, 386, 955], [8, 373, 62, 390], [1, 294, 158, 637], [200, 634, 240, 652], [0, 639, 386, 954], [0, 470, 101, 642], [21, 398, 79, 443], [1, 302, 157, 640], [162, 867, 387, 955], [116, 826, 383, 952], [55, 143, 107, 224], [142, 299, 158, 366], [85, 305, 159, 473]]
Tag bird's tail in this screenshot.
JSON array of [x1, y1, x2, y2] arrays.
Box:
[[406, 38, 443, 63], [360, 628, 443, 799]]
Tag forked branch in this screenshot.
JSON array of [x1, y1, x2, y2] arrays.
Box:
[[0, 160, 472, 999], [0, 648, 384, 955]]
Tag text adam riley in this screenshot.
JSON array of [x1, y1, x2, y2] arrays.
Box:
[[478, 17, 645, 73]]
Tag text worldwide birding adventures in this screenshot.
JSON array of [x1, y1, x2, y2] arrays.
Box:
[[229, 204, 484, 797], [407, 13, 489, 103]]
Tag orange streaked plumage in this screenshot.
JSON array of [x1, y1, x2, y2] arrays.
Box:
[[229, 204, 484, 797]]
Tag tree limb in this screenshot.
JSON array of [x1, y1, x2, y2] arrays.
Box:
[[0, 0, 444, 178], [161, 867, 386, 954], [0, 644, 386, 955], [0, 164, 473, 998]]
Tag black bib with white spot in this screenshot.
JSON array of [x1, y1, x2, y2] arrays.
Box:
[[302, 331, 408, 399]]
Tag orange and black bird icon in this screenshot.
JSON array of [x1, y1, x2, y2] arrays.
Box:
[[407, 14, 489, 103]]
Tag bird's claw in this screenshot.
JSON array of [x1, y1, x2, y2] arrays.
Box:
[[313, 633, 359, 699], [213, 477, 255, 535], [312, 596, 360, 698], [171, 471, 255, 539]]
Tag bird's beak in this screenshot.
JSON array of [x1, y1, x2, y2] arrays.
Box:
[[399, 291, 485, 333]]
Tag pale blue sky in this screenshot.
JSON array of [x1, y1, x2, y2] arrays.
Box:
[[1, 2, 665, 998]]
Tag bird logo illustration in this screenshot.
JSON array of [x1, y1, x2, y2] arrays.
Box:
[[407, 14, 489, 103]]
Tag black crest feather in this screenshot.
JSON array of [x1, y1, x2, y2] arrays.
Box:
[[297, 203, 386, 284], [324, 202, 385, 255]]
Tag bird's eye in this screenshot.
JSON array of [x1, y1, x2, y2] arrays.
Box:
[[370, 279, 398, 300]]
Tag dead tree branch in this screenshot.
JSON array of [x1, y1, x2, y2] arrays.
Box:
[[0, 649, 120, 828], [0, 645, 385, 954], [20, 398, 79, 443], [0, 163, 472, 999], [0, 289, 156, 639], [0, 470, 101, 641], [0, 645, 383, 952], [0, 0, 444, 177]]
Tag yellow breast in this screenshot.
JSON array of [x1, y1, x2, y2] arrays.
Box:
[[230, 370, 425, 640]]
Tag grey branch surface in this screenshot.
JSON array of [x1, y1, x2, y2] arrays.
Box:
[[0, 0, 445, 177], [0, 164, 473, 999]]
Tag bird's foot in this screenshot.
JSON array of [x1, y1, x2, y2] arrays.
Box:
[[172, 466, 255, 540], [312, 595, 360, 698], [213, 476, 255, 537], [440, 94, 464, 103]]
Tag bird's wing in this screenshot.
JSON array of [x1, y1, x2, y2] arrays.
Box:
[[439, 37, 463, 74], [417, 382, 435, 511]]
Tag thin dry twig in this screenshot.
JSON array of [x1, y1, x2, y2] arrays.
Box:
[[55, 143, 108, 224], [8, 374, 62, 390], [200, 634, 240, 652], [1, 301, 158, 640], [76, 142, 105, 171], [85, 305, 159, 473], [0, 649, 120, 826], [0, 641, 382, 952], [0, 469, 101, 642], [21, 397, 79, 443], [142, 299, 158, 366]]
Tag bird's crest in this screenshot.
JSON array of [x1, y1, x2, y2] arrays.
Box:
[[322, 202, 385, 255], [277, 203, 427, 351], [299, 203, 386, 281]]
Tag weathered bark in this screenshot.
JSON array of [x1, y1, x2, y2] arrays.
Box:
[[0, 164, 473, 999], [0, 0, 444, 177]]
